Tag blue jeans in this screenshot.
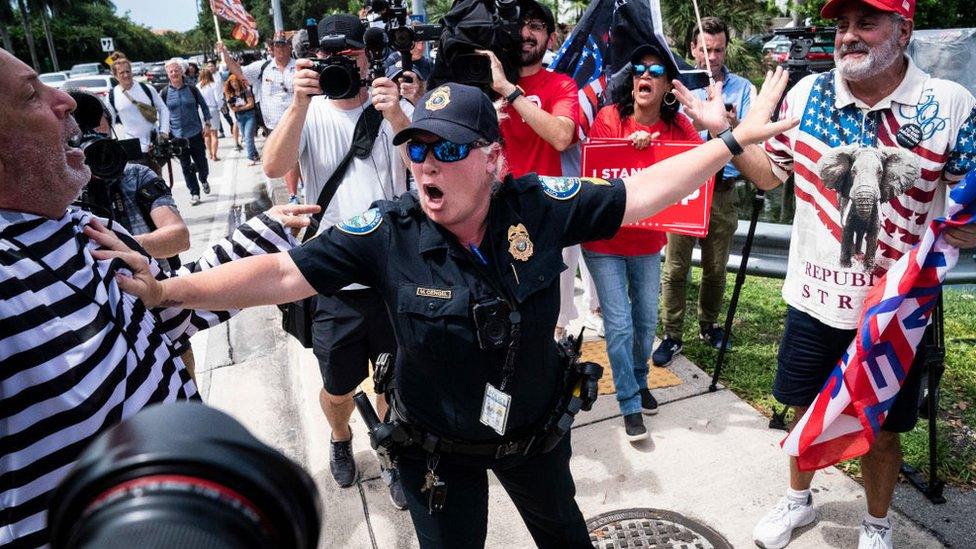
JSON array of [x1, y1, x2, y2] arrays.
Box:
[[236, 109, 258, 161], [582, 250, 661, 416]]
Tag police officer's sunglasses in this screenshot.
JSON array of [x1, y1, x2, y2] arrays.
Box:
[[406, 139, 491, 163], [632, 63, 666, 78]]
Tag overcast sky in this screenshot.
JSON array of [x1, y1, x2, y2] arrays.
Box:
[[114, 0, 200, 32]]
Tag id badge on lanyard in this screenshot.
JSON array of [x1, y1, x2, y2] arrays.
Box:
[[480, 382, 512, 436]]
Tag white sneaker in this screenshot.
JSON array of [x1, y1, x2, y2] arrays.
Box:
[[190, 195, 201, 205], [753, 494, 816, 549], [858, 520, 893, 549]]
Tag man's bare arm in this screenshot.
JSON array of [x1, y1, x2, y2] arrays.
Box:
[[134, 206, 190, 258]]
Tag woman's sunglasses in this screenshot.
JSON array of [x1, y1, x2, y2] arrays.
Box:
[[632, 63, 666, 78], [406, 139, 490, 163]]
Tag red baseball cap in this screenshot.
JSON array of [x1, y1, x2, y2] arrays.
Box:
[[821, 0, 915, 20]]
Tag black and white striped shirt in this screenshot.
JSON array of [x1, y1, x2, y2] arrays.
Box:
[[0, 208, 296, 547]]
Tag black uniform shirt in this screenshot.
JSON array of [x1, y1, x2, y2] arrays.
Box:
[[289, 173, 626, 441]]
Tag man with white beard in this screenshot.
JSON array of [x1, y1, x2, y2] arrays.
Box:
[[674, 1, 976, 548]]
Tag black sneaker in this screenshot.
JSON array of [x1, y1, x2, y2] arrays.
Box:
[[700, 323, 731, 351], [201, 181, 211, 194], [623, 413, 648, 441], [639, 388, 659, 415], [381, 466, 408, 510], [652, 337, 682, 367], [330, 437, 358, 488]]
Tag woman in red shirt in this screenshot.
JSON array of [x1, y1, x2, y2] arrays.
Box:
[[582, 44, 702, 442]]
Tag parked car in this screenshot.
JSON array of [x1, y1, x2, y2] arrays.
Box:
[[770, 35, 835, 72], [144, 62, 169, 90], [69, 62, 104, 78], [38, 71, 70, 89], [130, 61, 147, 76], [63, 75, 119, 101]]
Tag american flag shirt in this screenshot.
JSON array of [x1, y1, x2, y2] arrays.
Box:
[[0, 209, 296, 547], [765, 58, 976, 329]]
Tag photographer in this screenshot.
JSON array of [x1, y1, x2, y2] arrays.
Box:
[[163, 58, 212, 205], [0, 48, 317, 546], [68, 90, 190, 265], [674, 1, 976, 547], [219, 33, 302, 196], [108, 66, 798, 546], [108, 52, 171, 174], [482, 0, 579, 179], [262, 14, 412, 509]]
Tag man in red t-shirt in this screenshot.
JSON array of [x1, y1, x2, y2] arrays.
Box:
[[481, 0, 580, 178]]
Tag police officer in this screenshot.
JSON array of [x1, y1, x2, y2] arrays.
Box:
[[108, 71, 797, 548]]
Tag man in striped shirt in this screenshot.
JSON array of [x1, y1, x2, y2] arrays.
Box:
[[677, 1, 976, 548], [0, 49, 316, 546]]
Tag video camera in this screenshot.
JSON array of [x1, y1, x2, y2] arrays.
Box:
[[366, 0, 441, 81], [772, 26, 836, 90]]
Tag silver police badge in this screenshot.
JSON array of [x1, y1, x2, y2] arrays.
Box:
[[539, 176, 581, 200], [336, 208, 383, 235]]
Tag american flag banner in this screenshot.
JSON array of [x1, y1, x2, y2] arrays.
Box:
[[210, 0, 260, 47], [782, 168, 976, 471], [548, 0, 691, 139]]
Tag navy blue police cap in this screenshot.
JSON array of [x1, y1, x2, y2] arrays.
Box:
[[392, 83, 499, 145]]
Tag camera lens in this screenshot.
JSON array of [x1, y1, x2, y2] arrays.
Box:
[[78, 135, 129, 181], [485, 318, 507, 342], [48, 402, 321, 549]]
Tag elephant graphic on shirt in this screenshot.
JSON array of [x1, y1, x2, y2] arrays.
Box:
[[817, 145, 920, 270]]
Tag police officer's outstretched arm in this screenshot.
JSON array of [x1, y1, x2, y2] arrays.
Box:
[[93, 205, 326, 310], [620, 67, 798, 225]]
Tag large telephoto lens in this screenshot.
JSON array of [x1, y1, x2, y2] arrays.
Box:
[[48, 402, 321, 549]]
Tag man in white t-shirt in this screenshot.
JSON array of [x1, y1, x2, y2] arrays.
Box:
[[262, 14, 413, 510], [109, 56, 170, 172], [678, 1, 976, 548]]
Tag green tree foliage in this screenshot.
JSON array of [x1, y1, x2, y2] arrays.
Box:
[[795, 0, 976, 29], [5, 0, 179, 72]]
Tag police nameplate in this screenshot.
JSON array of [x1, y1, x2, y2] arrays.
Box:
[[416, 287, 452, 299], [336, 208, 383, 235], [539, 176, 581, 200]]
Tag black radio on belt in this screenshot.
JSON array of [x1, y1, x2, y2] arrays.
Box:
[[472, 297, 512, 351]]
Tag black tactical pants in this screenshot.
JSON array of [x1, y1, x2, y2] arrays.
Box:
[[397, 434, 592, 549]]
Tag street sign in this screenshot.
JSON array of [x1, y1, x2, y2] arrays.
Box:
[[100, 37, 114, 53]]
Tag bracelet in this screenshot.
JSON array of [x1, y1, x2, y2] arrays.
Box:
[[717, 128, 743, 156], [505, 87, 523, 104]]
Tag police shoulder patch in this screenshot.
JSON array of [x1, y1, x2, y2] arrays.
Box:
[[538, 176, 581, 200], [336, 208, 383, 235]]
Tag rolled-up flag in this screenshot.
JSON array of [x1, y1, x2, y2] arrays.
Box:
[[783, 168, 976, 471]]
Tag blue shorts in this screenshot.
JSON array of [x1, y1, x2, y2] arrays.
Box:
[[774, 306, 927, 433]]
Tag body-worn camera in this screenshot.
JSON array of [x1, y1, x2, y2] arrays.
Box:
[[472, 297, 512, 351]]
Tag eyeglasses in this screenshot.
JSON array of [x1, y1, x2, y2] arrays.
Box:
[[406, 139, 490, 163], [632, 63, 666, 78], [521, 20, 548, 32]]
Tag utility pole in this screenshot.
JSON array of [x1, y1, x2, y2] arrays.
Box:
[[270, 0, 284, 32], [412, 0, 426, 21]]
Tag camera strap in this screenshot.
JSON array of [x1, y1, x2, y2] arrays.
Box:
[[304, 105, 383, 241]]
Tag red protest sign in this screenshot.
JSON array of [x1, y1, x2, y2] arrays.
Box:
[[581, 139, 714, 237]]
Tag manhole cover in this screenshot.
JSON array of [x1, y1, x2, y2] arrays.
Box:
[[586, 508, 732, 549]]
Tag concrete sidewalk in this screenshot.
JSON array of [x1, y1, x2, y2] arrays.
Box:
[[179, 139, 948, 548]]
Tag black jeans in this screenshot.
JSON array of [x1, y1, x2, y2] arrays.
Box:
[[397, 434, 591, 549], [176, 132, 209, 196]]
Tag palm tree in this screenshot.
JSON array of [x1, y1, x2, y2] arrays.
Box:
[[1, 0, 15, 52], [661, 0, 771, 58], [15, 0, 39, 69], [31, 0, 58, 71]]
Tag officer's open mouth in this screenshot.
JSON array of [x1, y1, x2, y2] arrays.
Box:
[[423, 184, 444, 202]]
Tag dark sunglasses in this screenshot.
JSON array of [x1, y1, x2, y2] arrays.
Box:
[[632, 63, 666, 78], [406, 139, 490, 163]]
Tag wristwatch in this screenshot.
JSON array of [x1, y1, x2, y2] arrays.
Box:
[[717, 128, 744, 156], [505, 87, 524, 104]]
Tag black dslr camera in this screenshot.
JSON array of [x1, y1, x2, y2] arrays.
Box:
[[366, 0, 441, 81], [150, 133, 189, 164], [296, 18, 368, 100]]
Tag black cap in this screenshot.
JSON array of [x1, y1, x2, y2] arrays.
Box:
[[392, 83, 499, 145], [519, 0, 555, 34], [629, 43, 678, 79], [317, 14, 366, 49]]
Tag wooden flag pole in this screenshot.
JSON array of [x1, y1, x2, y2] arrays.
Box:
[[213, 14, 223, 42], [689, 0, 714, 88]]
